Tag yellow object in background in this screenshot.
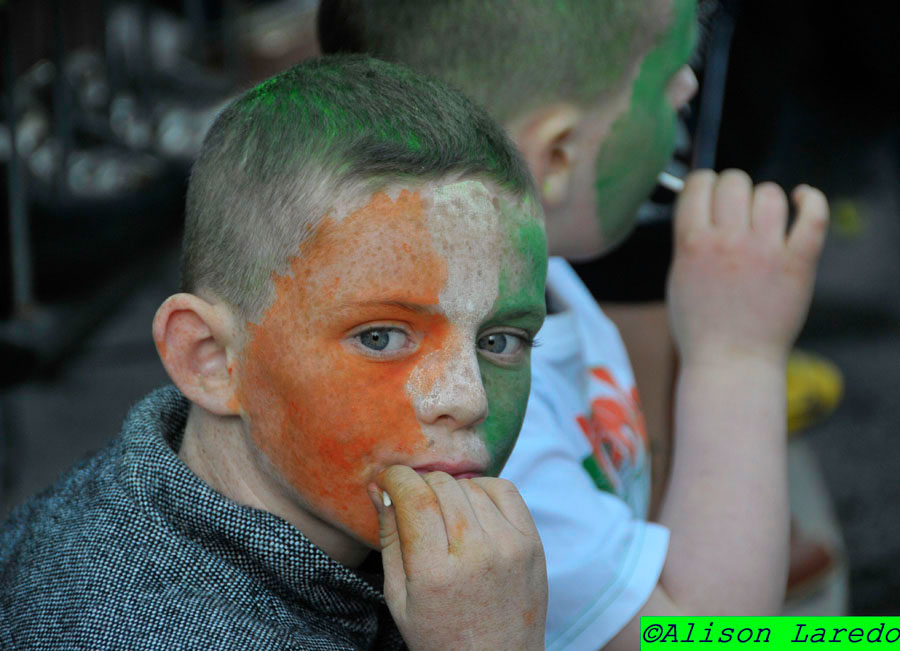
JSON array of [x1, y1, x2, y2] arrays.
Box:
[[787, 350, 845, 434], [831, 199, 866, 240]]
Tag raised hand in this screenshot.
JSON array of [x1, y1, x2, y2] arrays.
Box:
[[667, 169, 829, 366], [370, 466, 547, 651]]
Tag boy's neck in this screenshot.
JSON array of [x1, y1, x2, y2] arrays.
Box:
[[178, 405, 372, 568]]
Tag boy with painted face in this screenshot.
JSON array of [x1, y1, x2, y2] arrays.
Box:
[[318, 1, 830, 648], [0, 56, 550, 650]]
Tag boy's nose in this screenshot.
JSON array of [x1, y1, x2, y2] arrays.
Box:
[[410, 347, 489, 431], [666, 65, 699, 111]]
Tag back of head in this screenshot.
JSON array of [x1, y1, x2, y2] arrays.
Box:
[[317, 0, 669, 123], [183, 55, 536, 320]]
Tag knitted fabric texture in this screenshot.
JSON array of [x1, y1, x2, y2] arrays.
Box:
[[0, 386, 405, 650]]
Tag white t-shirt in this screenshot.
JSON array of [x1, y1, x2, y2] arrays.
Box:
[[501, 257, 669, 650]]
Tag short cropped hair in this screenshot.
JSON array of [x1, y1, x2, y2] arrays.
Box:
[[182, 55, 536, 320], [317, 0, 670, 123]]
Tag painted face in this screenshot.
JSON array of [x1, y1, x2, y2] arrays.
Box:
[[234, 179, 547, 548], [549, 0, 698, 259], [592, 0, 698, 250]]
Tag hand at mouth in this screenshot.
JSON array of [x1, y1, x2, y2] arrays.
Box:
[[371, 465, 548, 650]]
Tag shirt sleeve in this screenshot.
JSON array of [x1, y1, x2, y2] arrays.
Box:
[[501, 388, 669, 651]]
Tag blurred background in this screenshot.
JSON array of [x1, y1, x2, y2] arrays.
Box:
[[2, 0, 899, 616]]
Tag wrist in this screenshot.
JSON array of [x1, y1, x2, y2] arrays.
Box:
[[680, 340, 789, 372]]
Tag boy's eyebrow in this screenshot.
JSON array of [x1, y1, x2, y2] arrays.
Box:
[[487, 305, 547, 323], [337, 300, 546, 322], [338, 299, 439, 315]]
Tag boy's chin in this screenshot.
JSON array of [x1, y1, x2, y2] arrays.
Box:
[[597, 222, 638, 257], [357, 526, 382, 551], [297, 496, 383, 556], [550, 215, 638, 261], [557, 230, 631, 262], [335, 513, 382, 551]]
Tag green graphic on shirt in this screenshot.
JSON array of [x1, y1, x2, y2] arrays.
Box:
[[582, 454, 615, 494]]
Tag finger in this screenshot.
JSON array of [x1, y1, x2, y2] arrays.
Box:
[[422, 471, 482, 554], [787, 185, 830, 260], [467, 477, 537, 538], [457, 478, 515, 540], [376, 465, 449, 571], [711, 169, 752, 231], [368, 482, 407, 611], [674, 169, 716, 245], [750, 182, 789, 244]]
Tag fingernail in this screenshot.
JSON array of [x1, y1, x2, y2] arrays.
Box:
[[382, 491, 392, 508]]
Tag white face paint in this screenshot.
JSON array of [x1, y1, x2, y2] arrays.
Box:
[[405, 180, 504, 447], [235, 175, 545, 550]]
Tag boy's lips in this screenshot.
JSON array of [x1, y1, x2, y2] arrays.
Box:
[[412, 463, 486, 479]]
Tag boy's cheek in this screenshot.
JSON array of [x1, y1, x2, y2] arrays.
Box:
[[236, 332, 431, 546], [479, 360, 531, 476], [593, 103, 676, 248]]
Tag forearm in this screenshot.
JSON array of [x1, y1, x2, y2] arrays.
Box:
[[610, 173, 827, 649], [601, 301, 677, 519], [656, 349, 789, 614]]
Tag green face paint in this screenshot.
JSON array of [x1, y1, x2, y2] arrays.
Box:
[[478, 198, 548, 475], [239, 179, 545, 548], [593, 0, 698, 247]]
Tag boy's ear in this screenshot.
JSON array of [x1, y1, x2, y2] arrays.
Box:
[[152, 293, 241, 417], [508, 104, 582, 208]]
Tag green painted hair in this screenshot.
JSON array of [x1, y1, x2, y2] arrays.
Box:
[[182, 55, 537, 320], [317, 0, 670, 123]]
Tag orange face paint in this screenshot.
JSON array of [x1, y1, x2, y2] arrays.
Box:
[[235, 189, 451, 545], [234, 179, 547, 551]]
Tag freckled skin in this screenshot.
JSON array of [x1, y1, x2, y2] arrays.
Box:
[[236, 190, 447, 545], [448, 513, 471, 548], [234, 181, 547, 548], [480, 213, 548, 474]]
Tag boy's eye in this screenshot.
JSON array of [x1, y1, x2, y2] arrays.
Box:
[[477, 333, 526, 358], [358, 328, 408, 352]]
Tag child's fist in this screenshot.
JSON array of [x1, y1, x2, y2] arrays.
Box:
[[667, 170, 829, 366], [370, 466, 547, 651]]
